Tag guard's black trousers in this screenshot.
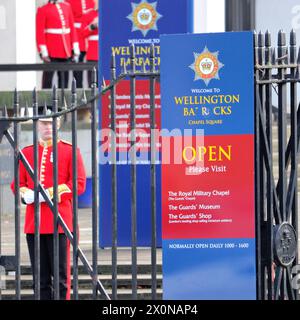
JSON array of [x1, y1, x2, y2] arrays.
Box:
[[26, 234, 68, 300], [42, 58, 71, 89]]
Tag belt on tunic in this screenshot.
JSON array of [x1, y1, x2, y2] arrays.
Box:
[[88, 35, 99, 41], [45, 28, 71, 34]]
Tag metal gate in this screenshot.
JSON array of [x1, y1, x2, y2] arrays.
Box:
[[255, 30, 299, 300], [0, 31, 299, 300], [0, 70, 111, 300], [0, 46, 160, 300]]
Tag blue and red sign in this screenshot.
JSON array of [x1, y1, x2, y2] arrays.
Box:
[[100, 0, 193, 78], [99, 0, 193, 246], [160, 32, 256, 299]]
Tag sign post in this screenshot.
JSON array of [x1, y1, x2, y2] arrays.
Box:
[[160, 32, 256, 299]]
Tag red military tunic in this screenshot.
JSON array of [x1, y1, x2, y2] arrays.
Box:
[[66, 0, 94, 52], [36, 1, 79, 59], [81, 9, 99, 61], [11, 140, 86, 234]]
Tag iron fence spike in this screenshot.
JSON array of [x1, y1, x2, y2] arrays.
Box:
[[290, 29, 296, 46], [32, 87, 37, 104], [253, 31, 258, 47], [52, 84, 58, 100], [150, 43, 155, 58], [122, 63, 127, 74], [14, 88, 19, 104], [102, 77, 106, 88], [71, 83, 77, 111], [63, 96, 68, 110], [92, 67, 97, 85], [4, 104, 8, 118], [111, 53, 116, 69], [130, 43, 135, 58], [72, 78, 77, 94], [265, 30, 271, 47], [43, 101, 48, 115], [130, 44, 136, 72], [278, 29, 286, 46], [81, 90, 87, 104], [258, 31, 264, 47], [13, 88, 19, 116], [32, 87, 38, 116], [24, 101, 29, 117]]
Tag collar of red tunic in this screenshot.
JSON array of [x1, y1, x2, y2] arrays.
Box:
[[39, 139, 60, 147]]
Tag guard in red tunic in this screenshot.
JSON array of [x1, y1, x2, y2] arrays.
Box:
[[36, 0, 80, 88], [66, 0, 95, 87], [11, 107, 86, 300], [81, 0, 98, 87]]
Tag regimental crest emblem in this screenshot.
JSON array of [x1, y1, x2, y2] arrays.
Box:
[[189, 46, 224, 86], [127, 0, 163, 37]]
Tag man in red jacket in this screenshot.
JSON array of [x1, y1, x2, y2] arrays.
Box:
[[36, 0, 80, 89], [66, 0, 94, 87], [81, 0, 98, 87], [11, 106, 86, 300]]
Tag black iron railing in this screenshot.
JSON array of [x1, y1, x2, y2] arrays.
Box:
[[0, 69, 109, 300], [0, 45, 161, 300], [255, 29, 299, 300]]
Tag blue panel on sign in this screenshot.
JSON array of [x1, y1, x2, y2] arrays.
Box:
[[100, 0, 193, 78], [160, 32, 254, 136], [163, 239, 256, 300]]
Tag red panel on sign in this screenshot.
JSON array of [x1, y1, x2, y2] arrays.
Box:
[[101, 80, 161, 153], [162, 134, 255, 239]]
